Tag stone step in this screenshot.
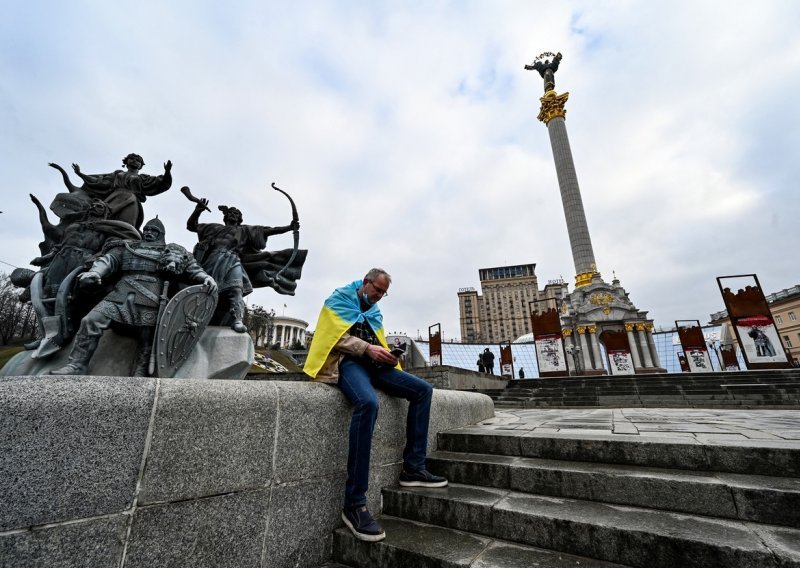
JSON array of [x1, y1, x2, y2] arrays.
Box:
[[437, 429, 800, 477], [331, 515, 629, 567], [426, 450, 800, 528], [382, 484, 800, 568]]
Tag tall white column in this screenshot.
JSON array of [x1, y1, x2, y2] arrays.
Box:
[[625, 323, 642, 369], [589, 326, 602, 371], [578, 327, 592, 369], [637, 324, 653, 368], [645, 324, 661, 368], [539, 91, 597, 287]]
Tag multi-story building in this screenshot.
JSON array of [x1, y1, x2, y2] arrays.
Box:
[[709, 284, 800, 366], [457, 263, 567, 343]]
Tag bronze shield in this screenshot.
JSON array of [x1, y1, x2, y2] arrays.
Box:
[[154, 285, 218, 377]]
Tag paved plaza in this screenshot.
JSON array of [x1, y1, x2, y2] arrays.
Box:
[[480, 407, 800, 443]]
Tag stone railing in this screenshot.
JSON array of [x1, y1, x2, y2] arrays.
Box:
[[0, 376, 493, 567], [410, 365, 510, 390]]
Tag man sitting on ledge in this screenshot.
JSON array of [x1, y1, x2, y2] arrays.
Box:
[[304, 268, 447, 542]]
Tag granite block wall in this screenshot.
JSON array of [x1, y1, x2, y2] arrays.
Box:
[[0, 376, 493, 568]]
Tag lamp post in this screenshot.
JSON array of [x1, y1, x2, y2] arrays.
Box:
[[707, 339, 722, 372], [265, 308, 276, 347], [565, 343, 582, 376]]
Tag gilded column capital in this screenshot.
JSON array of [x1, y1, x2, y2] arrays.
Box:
[[537, 90, 569, 125], [645, 323, 654, 332], [587, 325, 597, 334], [562, 329, 573, 337], [635, 323, 647, 331], [624, 323, 636, 332], [577, 326, 586, 334]]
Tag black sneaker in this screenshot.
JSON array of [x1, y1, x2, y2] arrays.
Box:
[[341, 506, 386, 542], [399, 469, 448, 488]]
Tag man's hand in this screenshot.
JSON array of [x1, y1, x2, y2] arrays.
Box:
[[72, 163, 82, 175], [164, 160, 173, 173], [78, 271, 102, 286], [195, 198, 210, 212], [202, 276, 217, 294], [290, 219, 300, 231], [365, 344, 398, 366]]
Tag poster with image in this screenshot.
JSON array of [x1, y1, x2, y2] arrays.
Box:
[[686, 348, 712, 372], [608, 349, 634, 375], [535, 334, 567, 373], [734, 315, 788, 364]]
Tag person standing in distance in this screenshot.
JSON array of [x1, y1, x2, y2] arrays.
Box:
[[304, 268, 447, 542]]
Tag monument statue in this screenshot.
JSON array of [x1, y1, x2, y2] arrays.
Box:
[[525, 51, 562, 92], [20, 195, 141, 358], [48, 153, 172, 229], [50, 218, 217, 376], [183, 184, 307, 333]]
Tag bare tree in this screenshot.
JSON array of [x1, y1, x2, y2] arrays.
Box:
[[0, 273, 38, 345]]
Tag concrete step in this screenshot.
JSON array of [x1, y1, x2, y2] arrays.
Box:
[[437, 429, 800, 477], [332, 515, 630, 567], [427, 451, 800, 528], [382, 484, 800, 568]]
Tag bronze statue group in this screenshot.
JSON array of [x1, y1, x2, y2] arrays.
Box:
[[11, 153, 307, 377]]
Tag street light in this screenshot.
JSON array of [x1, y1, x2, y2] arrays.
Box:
[[565, 344, 582, 376], [707, 339, 722, 372], [265, 308, 276, 347]]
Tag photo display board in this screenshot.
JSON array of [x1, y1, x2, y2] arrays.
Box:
[[717, 275, 790, 369]]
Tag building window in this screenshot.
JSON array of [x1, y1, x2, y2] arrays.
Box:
[[785, 336, 793, 348], [776, 315, 783, 324], [790, 312, 797, 321]]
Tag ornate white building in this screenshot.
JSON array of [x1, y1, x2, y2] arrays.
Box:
[[272, 315, 308, 349]]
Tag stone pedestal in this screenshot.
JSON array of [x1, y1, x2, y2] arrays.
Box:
[[1, 327, 254, 380]]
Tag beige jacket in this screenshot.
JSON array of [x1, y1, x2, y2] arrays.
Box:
[[310, 333, 371, 384]]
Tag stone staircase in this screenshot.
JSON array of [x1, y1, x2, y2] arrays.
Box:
[[483, 369, 800, 409], [326, 423, 800, 567]]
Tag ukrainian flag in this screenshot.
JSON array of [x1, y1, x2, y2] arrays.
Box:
[[304, 279, 393, 379]]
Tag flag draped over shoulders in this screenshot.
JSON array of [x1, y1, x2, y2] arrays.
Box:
[[304, 279, 389, 379]]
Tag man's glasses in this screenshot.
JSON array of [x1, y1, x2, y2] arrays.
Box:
[[368, 280, 388, 297]]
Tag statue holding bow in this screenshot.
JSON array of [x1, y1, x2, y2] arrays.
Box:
[[184, 184, 307, 332]]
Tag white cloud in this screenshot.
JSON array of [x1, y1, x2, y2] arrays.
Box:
[[2, 0, 799, 341]]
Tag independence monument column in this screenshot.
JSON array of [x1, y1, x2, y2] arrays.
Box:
[[526, 52, 597, 287], [526, 52, 664, 375]]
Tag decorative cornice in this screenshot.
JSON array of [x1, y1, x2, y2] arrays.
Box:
[[538, 90, 569, 125]]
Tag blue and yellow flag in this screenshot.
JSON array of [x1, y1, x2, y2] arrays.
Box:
[[304, 279, 391, 379]]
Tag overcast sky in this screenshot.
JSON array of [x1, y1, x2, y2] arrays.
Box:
[[2, 1, 799, 339]]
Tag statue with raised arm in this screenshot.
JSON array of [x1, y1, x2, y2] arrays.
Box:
[[525, 51, 563, 93], [184, 186, 307, 333], [48, 153, 172, 229]]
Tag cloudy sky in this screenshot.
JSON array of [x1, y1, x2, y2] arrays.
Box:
[[2, 1, 799, 339]]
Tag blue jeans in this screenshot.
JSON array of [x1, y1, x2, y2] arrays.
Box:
[[338, 357, 434, 508]]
